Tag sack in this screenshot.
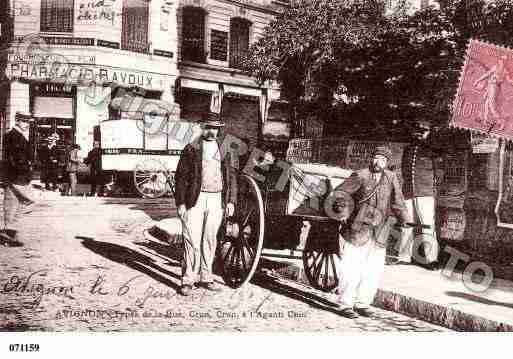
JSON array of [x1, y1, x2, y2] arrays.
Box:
[[348, 204, 385, 247]]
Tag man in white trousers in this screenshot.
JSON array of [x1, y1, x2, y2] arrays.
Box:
[[174, 112, 237, 296], [332, 146, 410, 318], [394, 121, 443, 270]]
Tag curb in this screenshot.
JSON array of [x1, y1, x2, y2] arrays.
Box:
[[262, 257, 513, 332]]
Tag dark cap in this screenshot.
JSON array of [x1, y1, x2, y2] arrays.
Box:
[[201, 112, 225, 127], [15, 111, 32, 122], [373, 145, 392, 161]]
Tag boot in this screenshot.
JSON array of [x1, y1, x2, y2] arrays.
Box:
[[0, 229, 23, 247]]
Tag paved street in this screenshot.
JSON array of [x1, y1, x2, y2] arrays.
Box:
[[0, 194, 449, 332]]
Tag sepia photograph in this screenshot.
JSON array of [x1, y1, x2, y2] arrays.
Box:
[[0, 0, 513, 353]]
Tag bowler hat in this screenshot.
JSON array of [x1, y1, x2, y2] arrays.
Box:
[[15, 111, 32, 122], [373, 145, 392, 161], [201, 112, 225, 127]]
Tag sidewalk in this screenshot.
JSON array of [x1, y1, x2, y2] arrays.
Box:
[[262, 251, 513, 331]]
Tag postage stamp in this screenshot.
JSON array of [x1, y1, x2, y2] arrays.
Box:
[[452, 39, 513, 138]]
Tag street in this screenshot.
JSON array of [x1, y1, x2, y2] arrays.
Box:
[[0, 194, 449, 332]]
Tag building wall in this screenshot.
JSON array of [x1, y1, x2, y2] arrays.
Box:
[[3, 0, 181, 158], [176, 0, 286, 147]]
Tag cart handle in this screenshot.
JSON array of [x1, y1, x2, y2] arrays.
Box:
[[394, 222, 432, 229]]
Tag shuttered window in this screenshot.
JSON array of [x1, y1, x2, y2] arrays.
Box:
[[182, 7, 206, 63], [229, 18, 251, 70], [121, 0, 150, 53], [40, 0, 74, 33]]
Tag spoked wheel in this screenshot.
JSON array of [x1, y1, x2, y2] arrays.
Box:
[[218, 174, 265, 288], [302, 249, 340, 292], [133, 159, 169, 198]]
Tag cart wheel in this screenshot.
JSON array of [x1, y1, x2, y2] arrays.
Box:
[[134, 159, 169, 199], [302, 249, 340, 292], [218, 174, 265, 288]]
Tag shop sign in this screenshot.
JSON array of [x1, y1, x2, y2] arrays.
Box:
[[7, 53, 96, 65], [439, 208, 466, 241], [41, 36, 95, 46], [471, 132, 499, 153], [262, 121, 290, 138], [6, 63, 165, 90], [153, 49, 174, 58], [32, 83, 74, 97], [286, 139, 313, 163]]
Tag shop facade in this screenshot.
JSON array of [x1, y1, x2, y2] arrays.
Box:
[[1, 0, 180, 166]]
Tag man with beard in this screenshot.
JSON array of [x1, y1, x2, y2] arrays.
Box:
[[1, 111, 37, 246], [174, 112, 237, 296], [332, 145, 410, 318]]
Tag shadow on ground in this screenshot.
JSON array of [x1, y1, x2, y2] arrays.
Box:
[[77, 236, 181, 292], [101, 198, 176, 221], [445, 291, 513, 309]]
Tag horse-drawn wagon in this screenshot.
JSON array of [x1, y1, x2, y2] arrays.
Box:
[[99, 92, 201, 198]]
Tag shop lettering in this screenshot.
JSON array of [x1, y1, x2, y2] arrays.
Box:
[[7, 63, 153, 87], [12, 2, 32, 16], [77, 1, 122, 25]]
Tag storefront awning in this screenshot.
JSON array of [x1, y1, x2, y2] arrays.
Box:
[[109, 95, 177, 116]]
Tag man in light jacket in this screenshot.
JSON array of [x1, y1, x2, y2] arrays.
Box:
[[64, 144, 81, 196], [174, 112, 237, 296]]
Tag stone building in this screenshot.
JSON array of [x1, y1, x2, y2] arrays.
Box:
[[175, 0, 290, 155], [0, 0, 290, 166]]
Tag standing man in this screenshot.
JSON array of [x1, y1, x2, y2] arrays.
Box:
[[394, 121, 443, 270], [174, 112, 237, 296], [40, 133, 60, 191], [1, 111, 37, 245], [64, 144, 81, 196], [84, 140, 103, 196], [332, 146, 409, 318]]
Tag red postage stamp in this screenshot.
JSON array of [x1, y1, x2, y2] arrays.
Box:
[[452, 39, 513, 138]]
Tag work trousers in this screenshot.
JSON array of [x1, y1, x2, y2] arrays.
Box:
[[63, 172, 77, 195], [181, 192, 224, 286], [3, 183, 35, 229], [336, 239, 385, 309], [397, 196, 439, 264]]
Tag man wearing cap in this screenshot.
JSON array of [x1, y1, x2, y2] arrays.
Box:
[[39, 133, 60, 191], [331, 145, 409, 318], [174, 112, 237, 296], [394, 121, 444, 270], [1, 111, 37, 246]]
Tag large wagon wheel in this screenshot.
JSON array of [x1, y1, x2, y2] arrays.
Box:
[[133, 159, 169, 198], [218, 174, 265, 288], [302, 248, 340, 292]]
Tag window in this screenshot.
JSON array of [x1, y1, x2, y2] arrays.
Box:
[[122, 0, 150, 53], [229, 18, 251, 70], [40, 0, 74, 33], [182, 7, 206, 63], [0, 0, 12, 44]]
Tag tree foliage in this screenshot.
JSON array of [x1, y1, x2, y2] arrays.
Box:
[[244, 0, 513, 136]]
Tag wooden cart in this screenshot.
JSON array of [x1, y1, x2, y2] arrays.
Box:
[[100, 94, 201, 198], [216, 161, 353, 291]]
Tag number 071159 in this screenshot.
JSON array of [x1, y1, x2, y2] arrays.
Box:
[[8, 344, 40, 352]]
